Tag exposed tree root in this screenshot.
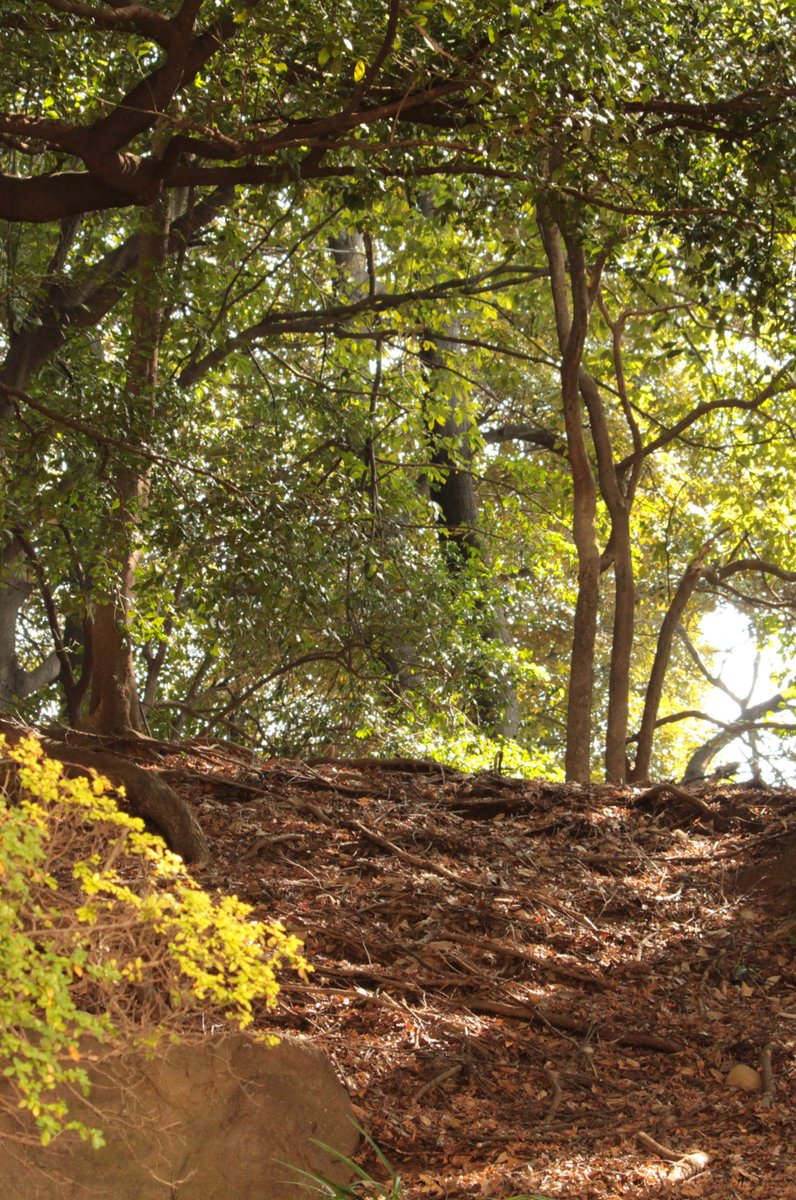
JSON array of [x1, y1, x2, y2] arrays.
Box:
[[0, 720, 210, 864]]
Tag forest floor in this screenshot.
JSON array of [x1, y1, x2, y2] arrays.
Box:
[[164, 749, 796, 1199]]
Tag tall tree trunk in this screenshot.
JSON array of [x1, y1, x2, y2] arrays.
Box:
[[603, 512, 635, 781], [0, 537, 61, 706], [86, 195, 171, 735], [0, 191, 232, 717], [539, 215, 599, 782]]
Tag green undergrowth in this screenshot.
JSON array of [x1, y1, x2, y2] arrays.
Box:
[[290, 1124, 554, 1199]]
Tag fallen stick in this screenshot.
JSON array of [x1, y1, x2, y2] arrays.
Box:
[[412, 1063, 463, 1101], [638, 782, 725, 828], [284, 797, 482, 890], [443, 930, 611, 990], [344, 817, 480, 888], [466, 997, 681, 1052], [760, 1042, 775, 1107], [637, 1131, 710, 1182], [542, 1067, 563, 1123]]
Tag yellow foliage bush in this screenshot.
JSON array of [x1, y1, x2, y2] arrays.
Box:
[[0, 735, 309, 1147]]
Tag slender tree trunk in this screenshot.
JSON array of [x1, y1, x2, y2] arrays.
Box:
[[86, 194, 171, 735], [603, 511, 634, 781], [539, 215, 599, 781], [578, 370, 634, 782], [629, 545, 710, 782], [0, 190, 231, 718], [0, 538, 61, 706]]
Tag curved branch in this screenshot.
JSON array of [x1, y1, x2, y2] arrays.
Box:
[[179, 263, 541, 386], [41, 1, 175, 47], [617, 362, 796, 473]]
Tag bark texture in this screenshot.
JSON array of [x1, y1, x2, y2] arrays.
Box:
[[539, 214, 599, 782]]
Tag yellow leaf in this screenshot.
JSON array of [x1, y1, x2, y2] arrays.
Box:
[[353, 59, 366, 82]]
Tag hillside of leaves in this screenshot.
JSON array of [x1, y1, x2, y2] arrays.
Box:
[[145, 743, 796, 1199]]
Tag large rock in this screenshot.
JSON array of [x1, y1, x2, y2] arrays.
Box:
[[0, 1033, 358, 1199]]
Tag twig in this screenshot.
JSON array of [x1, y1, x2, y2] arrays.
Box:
[[412, 1063, 463, 1101], [466, 997, 681, 1052], [240, 833, 303, 862], [442, 930, 610, 990], [636, 1131, 710, 1182], [638, 781, 728, 829], [760, 1042, 776, 1107], [521, 889, 602, 937], [344, 817, 480, 889], [542, 1067, 563, 1123]]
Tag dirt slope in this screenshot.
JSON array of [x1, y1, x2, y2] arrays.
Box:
[[167, 751, 796, 1199]]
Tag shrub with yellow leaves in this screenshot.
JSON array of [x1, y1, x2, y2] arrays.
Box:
[[0, 736, 309, 1148]]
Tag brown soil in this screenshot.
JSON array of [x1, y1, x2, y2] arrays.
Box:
[[163, 750, 796, 1199]]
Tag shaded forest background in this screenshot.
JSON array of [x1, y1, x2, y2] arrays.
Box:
[[2, 0, 796, 785]]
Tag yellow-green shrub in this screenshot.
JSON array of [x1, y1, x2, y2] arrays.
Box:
[[0, 735, 308, 1147]]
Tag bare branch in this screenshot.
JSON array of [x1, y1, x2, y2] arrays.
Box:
[[41, 1, 175, 47]]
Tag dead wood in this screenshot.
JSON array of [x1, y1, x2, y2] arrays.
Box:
[[412, 1063, 463, 1101], [636, 1130, 710, 1182], [445, 795, 542, 818], [305, 756, 465, 776], [240, 833, 304, 862], [542, 1067, 563, 1123], [760, 1042, 775, 1107], [441, 930, 610, 990], [465, 997, 681, 1052], [637, 781, 730, 829], [344, 817, 480, 888]]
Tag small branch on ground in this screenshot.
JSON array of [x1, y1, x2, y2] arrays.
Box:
[[760, 1042, 776, 1107], [637, 781, 729, 830], [466, 997, 681, 1052], [636, 1130, 710, 1182], [412, 1062, 463, 1101], [542, 1066, 563, 1123]]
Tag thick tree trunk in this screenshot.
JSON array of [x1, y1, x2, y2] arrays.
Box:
[[0, 540, 60, 706], [87, 594, 145, 736]]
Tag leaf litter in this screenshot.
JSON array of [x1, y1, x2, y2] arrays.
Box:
[[160, 749, 796, 1199]]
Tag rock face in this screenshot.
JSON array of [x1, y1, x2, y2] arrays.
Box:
[[0, 1034, 358, 1199]]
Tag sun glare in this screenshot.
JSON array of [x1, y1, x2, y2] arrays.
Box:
[[699, 606, 796, 782]]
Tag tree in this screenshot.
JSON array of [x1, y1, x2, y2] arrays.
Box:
[[2, 0, 796, 781]]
